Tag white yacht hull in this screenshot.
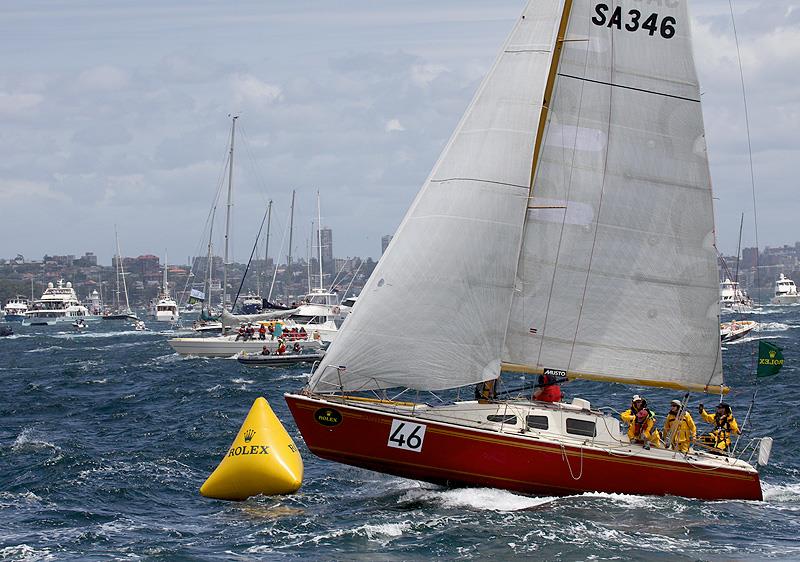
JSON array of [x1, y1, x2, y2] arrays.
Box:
[[771, 294, 800, 305], [154, 311, 179, 322], [168, 336, 323, 357]]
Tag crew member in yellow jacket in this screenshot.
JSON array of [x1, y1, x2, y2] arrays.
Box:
[[620, 395, 661, 449], [662, 400, 696, 453], [698, 402, 740, 452], [620, 394, 646, 424]]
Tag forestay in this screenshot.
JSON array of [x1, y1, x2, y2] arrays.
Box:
[[310, 1, 566, 392], [503, 0, 724, 391]]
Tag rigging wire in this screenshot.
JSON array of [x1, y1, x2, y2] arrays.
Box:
[[727, 0, 762, 450]]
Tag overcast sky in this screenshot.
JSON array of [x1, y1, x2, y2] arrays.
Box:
[[1, 0, 797, 265]]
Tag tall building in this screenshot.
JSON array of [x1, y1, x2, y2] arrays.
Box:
[[381, 235, 393, 255], [318, 227, 333, 265]]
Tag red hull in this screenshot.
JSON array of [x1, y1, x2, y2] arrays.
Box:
[[286, 394, 762, 501]]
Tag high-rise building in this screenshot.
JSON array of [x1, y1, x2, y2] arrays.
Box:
[[381, 235, 393, 254], [318, 227, 333, 265]]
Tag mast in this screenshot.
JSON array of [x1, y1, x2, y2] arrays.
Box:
[[264, 199, 273, 296], [114, 226, 121, 310], [317, 191, 324, 291], [734, 212, 745, 286], [285, 189, 295, 301], [222, 115, 238, 311], [162, 251, 169, 297], [204, 206, 216, 315], [116, 227, 131, 313], [307, 225, 313, 294]]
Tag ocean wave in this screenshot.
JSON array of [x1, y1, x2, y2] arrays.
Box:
[[398, 487, 558, 512], [0, 544, 54, 561], [762, 481, 800, 504], [24, 345, 64, 354], [0, 491, 45, 509], [755, 322, 791, 332], [11, 428, 61, 454]]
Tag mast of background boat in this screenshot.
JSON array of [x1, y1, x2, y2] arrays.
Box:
[[307, 223, 313, 294], [116, 227, 132, 314], [263, 199, 273, 299], [316, 190, 324, 291], [162, 251, 169, 297], [114, 226, 122, 311], [285, 189, 295, 302], [268, 206, 291, 303], [222, 115, 238, 312], [204, 205, 216, 317], [733, 212, 744, 291]]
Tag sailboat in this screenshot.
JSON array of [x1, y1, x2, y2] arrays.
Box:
[[103, 227, 139, 321], [285, 0, 769, 500]]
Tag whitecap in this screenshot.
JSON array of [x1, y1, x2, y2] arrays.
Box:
[[24, 345, 64, 354], [0, 544, 53, 561], [754, 322, 791, 332], [400, 486, 558, 512], [11, 427, 60, 454]]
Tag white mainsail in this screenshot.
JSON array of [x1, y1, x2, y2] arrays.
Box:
[[310, 1, 566, 392], [504, 0, 724, 391], [311, 0, 723, 394]]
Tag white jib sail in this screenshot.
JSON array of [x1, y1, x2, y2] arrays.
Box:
[[504, 0, 724, 390], [310, 0, 566, 392]]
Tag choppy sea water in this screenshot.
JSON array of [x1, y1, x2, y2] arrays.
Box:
[[1, 308, 799, 561]]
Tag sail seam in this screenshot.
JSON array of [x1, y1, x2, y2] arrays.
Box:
[[505, 48, 552, 53], [430, 178, 528, 190], [557, 73, 700, 103]]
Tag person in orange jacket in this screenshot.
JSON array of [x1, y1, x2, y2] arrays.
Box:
[[698, 402, 740, 452], [663, 399, 696, 453]]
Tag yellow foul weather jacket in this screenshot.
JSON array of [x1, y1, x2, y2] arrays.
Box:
[[621, 408, 661, 447], [663, 411, 696, 453], [699, 408, 740, 451]]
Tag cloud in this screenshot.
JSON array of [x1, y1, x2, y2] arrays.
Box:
[[0, 92, 43, 115], [232, 74, 283, 109], [75, 65, 130, 92], [0, 179, 68, 202], [385, 118, 405, 132]]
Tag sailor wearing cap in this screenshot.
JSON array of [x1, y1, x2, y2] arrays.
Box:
[[620, 395, 661, 449], [663, 399, 696, 453]]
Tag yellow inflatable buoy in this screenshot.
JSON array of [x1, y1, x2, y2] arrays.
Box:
[[200, 397, 303, 501]]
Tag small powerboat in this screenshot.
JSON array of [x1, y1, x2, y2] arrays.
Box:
[[72, 319, 88, 331], [237, 349, 325, 368], [720, 320, 757, 343], [0, 325, 13, 337]]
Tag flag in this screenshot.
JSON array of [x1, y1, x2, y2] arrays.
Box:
[[189, 289, 205, 304], [757, 341, 784, 378]]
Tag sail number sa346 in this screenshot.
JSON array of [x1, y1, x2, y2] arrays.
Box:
[[592, 4, 676, 39]]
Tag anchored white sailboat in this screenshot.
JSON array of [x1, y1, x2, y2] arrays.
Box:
[[287, 0, 767, 500], [104, 227, 138, 321]]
